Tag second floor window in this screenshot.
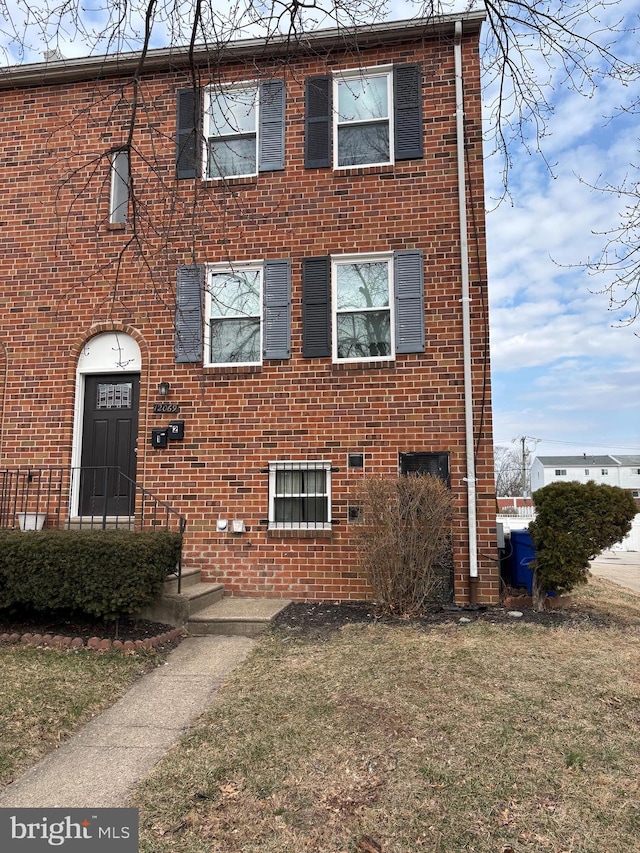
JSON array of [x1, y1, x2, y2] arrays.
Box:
[[205, 85, 257, 179], [205, 265, 262, 365], [333, 254, 393, 360]]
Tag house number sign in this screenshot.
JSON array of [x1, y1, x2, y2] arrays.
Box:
[[153, 403, 180, 414]]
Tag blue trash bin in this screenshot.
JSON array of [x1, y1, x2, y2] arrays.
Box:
[[509, 529, 536, 594]]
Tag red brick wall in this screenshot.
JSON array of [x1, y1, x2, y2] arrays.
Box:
[[0, 25, 498, 603]]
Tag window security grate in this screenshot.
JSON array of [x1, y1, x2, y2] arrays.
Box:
[[268, 461, 332, 529]]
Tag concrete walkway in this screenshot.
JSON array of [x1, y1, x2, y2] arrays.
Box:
[[0, 635, 255, 808], [589, 550, 640, 594]]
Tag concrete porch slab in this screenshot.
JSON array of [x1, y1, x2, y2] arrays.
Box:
[[187, 597, 292, 637]]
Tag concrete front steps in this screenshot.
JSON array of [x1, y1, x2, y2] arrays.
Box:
[[140, 568, 291, 638]]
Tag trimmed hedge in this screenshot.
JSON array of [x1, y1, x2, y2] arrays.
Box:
[[529, 480, 637, 608], [0, 529, 182, 619]]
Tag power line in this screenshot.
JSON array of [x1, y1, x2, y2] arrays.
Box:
[[495, 436, 640, 452]]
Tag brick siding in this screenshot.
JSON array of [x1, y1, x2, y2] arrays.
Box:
[[0, 23, 498, 603]]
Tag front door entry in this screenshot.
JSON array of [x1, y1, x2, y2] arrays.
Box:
[[79, 374, 140, 516]]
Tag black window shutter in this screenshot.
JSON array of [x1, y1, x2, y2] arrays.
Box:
[[175, 265, 204, 363], [394, 250, 425, 353], [259, 80, 285, 172], [176, 88, 201, 180], [305, 76, 332, 169], [394, 64, 423, 161], [400, 452, 450, 486], [263, 259, 291, 359], [302, 256, 331, 357]]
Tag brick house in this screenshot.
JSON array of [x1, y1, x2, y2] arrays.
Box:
[[0, 12, 499, 605]]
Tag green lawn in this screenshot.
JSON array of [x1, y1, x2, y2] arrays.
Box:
[[0, 645, 163, 789], [132, 577, 640, 853]]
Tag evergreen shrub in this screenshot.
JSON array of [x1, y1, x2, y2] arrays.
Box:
[[529, 480, 637, 609], [0, 529, 181, 619]]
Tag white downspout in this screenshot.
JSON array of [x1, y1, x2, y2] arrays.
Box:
[[454, 19, 479, 602]]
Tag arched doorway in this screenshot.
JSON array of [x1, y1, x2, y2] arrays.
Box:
[[73, 333, 141, 517]]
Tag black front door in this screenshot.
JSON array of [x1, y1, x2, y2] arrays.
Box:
[[80, 374, 140, 516]]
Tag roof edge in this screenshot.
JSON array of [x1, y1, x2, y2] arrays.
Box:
[[0, 12, 485, 89]]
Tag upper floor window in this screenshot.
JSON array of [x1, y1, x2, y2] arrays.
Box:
[[175, 259, 291, 365], [334, 69, 392, 167], [585, 469, 590, 475], [176, 81, 285, 181], [205, 85, 258, 179], [109, 148, 129, 224], [305, 63, 423, 170], [205, 264, 262, 365], [555, 469, 567, 476], [602, 468, 609, 475], [333, 254, 393, 360], [302, 250, 424, 362]]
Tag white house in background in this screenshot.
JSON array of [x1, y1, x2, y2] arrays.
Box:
[[530, 455, 640, 500], [519, 454, 640, 552]]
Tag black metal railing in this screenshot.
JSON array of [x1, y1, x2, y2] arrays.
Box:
[[0, 466, 187, 589]]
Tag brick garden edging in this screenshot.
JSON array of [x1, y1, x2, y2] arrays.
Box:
[[0, 627, 186, 653]]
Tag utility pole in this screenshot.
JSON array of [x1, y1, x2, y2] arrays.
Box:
[[521, 435, 527, 498]]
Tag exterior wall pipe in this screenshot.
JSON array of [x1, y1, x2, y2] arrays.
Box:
[[454, 19, 479, 603]]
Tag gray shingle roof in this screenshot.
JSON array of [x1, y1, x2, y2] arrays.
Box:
[[535, 455, 618, 467]]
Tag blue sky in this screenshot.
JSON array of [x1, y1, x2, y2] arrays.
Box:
[[483, 5, 640, 458]]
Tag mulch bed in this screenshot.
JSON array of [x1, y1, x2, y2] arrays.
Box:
[[271, 598, 617, 638], [0, 594, 622, 649], [0, 611, 182, 651]]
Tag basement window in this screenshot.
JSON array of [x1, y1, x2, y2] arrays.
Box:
[[268, 461, 331, 530]]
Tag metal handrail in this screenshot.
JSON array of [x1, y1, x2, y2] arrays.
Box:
[[0, 466, 187, 590]]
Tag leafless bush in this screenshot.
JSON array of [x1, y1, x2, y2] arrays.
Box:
[[353, 475, 453, 617]]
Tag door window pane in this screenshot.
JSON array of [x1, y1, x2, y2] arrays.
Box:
[[96, 382, 132, 409]]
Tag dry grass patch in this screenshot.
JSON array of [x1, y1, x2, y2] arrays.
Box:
[[0, 646, 161, 789], [573, 574, 640, 625], [134, 585, 640, 853]]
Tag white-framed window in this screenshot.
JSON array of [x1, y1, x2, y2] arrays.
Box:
[[585, 469, 590, 475], [602, 468, 609, 475], [555, 469, 567, 476], [268, 461, 331, 530], [332, 253, 394, 362], [109, 148, 129, 224], [204, 83, 258, 179], [204, 263, 262, 366], [334, 67, 392, 168]]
